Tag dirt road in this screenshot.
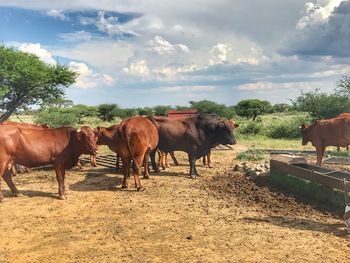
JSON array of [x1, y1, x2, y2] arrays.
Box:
[[0, 147, 349, 262]]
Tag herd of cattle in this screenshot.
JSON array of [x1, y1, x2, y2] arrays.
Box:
[[0, 111, 349, 202], [0, 113, 237, 201]]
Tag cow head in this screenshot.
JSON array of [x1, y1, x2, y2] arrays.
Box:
[[217, 120, 237, 145], [75, 126, 100, 155], [299, 123, 310, 145]]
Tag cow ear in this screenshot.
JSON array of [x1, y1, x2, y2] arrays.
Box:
[[76, 129, 82, 139], [94, 126, 101, 136], [234, 123, 239, 128]]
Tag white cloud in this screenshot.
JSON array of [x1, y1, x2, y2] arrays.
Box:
[[68, 61, 114, 89], [45, 9, 66, 20], [159, 85, 216, 93], [57, 31, 93, 42], [123, 60, 150, 77], [296, 0, 344, 29], [237, 81, 324, 91], [148, 35, 190, 55], [18, 43, 56, 65]]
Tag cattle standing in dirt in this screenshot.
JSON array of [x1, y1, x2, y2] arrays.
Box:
[[300, 115, 350, 165], [0, 126, 99, 201], [202, 119, 239, 168], [149, 113, 236, 178], [115, 117, 158, 190], [157, 149, 179, 170]]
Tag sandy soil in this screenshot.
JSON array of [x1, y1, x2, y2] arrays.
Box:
[[0, 145, 350, 263]]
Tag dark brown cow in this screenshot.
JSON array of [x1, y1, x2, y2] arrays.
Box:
[[202, 119, 239, 168], [300, 115, 350, 165], [0, 126, 99, 201], [149, 113, 236, 178], [116, 117, 158, 190]]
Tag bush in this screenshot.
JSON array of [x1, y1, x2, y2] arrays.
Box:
[[35, 108, 79, 127], [266, 116, 309, 139], [97, 104, 119, 121], [238, 122, 262, 135], [236, 149, 268, 161]]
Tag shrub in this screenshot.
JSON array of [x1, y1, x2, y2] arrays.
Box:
[[266, 116, 309, 139], [35, 108, 79, 127], [238, 122, 262, 135], [236, 149, 268, 161]]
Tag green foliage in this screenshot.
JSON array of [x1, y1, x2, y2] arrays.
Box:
[[0, 46, 76, 121], [97, 104, 120, 121], [235, 99, 273, 120], [70, 104, 98, 124], [236, 148, 268, 161], [273, 103, 292, 113], [238, 121, 262, 135], [293, 89, 350, 120], [335, 75, 350, 97], [265, 116, 309, 139], [117, 108, 138, 119], [189, 100, 235, 118], [35, 107, 79, 127], [153, 105, 172, 116], [137, 107, 153, 116]]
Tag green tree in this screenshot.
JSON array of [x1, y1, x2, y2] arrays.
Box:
[[189, 100, 234, 118], [273, 103, 292, 113], [235, 99, 272, 121], [117, 108, 139, 119], [97, 104, 119, 121], [335, 75, 350, 97], [153, 105, 172, 116], [292, 89, 350, 120], [137, 107, 153, 116], [70, 104, 98, 124], [0, 46, 76, 121], [35, 107, 79, 127]]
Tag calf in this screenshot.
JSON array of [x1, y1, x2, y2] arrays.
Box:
[[0, 126, 99, 201]]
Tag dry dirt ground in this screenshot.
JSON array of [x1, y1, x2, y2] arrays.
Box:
[[1, 145, 350, 263]]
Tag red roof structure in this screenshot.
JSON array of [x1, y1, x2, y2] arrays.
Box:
[[167, 109, 199, 119]]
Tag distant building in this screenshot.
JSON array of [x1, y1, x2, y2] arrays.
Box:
[[167, 109, 199, 119]]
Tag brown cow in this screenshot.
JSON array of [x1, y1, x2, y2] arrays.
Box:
[[116, 117, 158, 190], [149, 113, 236, 178], [157, 149, 179, 170], [300, 115, 350, 165], [0, 121, 50, 174], [0, 126, 99, 201], [202, 119, 239, 168]]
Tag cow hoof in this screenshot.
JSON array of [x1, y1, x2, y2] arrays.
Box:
[[190, 175, 196, 179], [58, 195, 67, 200], [121, 184, 128, 189], [143, 175, 150, 179], [0, 198, 5, 203], [137, 187, 145, 192], [208, 165, 213, 168], [12, 192, 23, 197]]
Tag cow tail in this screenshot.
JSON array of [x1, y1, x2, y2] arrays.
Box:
[[123, 125, 137, 172]]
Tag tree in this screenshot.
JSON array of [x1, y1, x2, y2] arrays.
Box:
[[273, 103, 292, 113], [335, 75, 350, 97], [189, 100, 235, 118], [153, 105, 172, 116], [70, 104, 98, 124], [235, 99, 272, 120], [0, 46, 76, 121], [292, 89, 350, 120], [137, 107, 153, 116], [97, 104, 119, 121], [35, 107, 79, 127]]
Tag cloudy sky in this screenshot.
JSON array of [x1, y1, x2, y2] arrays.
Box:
[[1, 0, 350, 107]]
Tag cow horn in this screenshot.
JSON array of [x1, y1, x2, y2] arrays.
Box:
[[77, 128, 81, 132]]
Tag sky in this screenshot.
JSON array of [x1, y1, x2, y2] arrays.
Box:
[[1, 0, 350, 107]]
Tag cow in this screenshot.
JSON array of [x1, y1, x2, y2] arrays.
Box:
[[300, 115, 350, 165], [202, 119, 239, 168], [0, 121, 50, 174], [149, 113, 236, 178], [0, 125, 99, 201], [115, 117, 158, 190]]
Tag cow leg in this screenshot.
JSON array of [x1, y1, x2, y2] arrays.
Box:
[[121, 157, 131, 189], [76, 160, 83, 170], [2, 169, 21, 197], [143, 151, 151, 179], [157, 149, 162, 167], [90, 155, 97, 167], [207, 151, 213, 168], [10, 164, 18, 177], [161, 152, 166, 170], [150, 150, 160, 173], [55, 165, 66, 200], [132, 154, 144, 191], [116, 153, 120, 172], [188, 153, 197, 179], [316, 146, 326, 166], [202, 155, 207, 165], [170, 152, 179, 166], [0, 161, 11, 202]]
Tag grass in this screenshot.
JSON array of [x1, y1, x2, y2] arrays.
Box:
[[236, 148, 268, 161]]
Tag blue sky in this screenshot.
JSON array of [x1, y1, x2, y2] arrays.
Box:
[[1, 0, 350, 107]]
